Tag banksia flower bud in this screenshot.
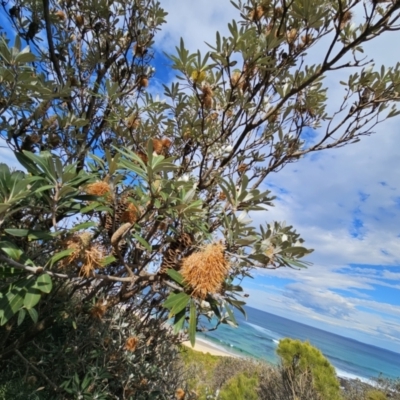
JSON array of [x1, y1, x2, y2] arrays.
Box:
[[181, 242, 230, 299], [191, 70, 206, 84]]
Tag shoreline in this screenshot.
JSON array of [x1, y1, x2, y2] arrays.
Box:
[[182, 338, 240, 358]]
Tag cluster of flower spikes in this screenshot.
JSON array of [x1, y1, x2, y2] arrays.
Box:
[[180, 242, 231, 299]]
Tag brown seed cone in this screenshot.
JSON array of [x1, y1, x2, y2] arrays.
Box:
[[161, 137, 172, 148], [181, 242, 230, 299], [139, 76, 149, 88], [160, 233, 193, 273], [152, 138, 164, 155], [249, 5, 264, 21], [126, 115, 140, 129], [203, 94, 213, 109], [136, 151, 148, 164], [55, 10, 66, 20], [238, 163, 248, 174], [69, 76, 79, 87], [134, 44, 146, 57], [120, 203, 139, 224], [75, 14, 84, 27]]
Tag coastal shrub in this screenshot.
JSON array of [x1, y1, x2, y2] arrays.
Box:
[[219, 372, 259, 400], [366, 390, 387, 400], [0, 291, 187, 400], [276, 338, 341, 400]]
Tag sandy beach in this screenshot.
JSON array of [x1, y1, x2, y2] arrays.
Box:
[[182, 338, 238, 357]]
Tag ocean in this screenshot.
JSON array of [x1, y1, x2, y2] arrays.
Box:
[[197, 306, 400, 382]]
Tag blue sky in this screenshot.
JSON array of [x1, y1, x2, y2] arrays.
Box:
[[1, 0, 400, 353]]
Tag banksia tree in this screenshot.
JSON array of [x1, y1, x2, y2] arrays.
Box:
[[1, 0, 400, 396]]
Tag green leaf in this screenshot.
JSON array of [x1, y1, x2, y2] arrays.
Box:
[[27, 307, 38, 324], [0, 265, 23, 277], [0, 241, 24, 261], [173, 309, 186, 334], [71, 221, 97, 232], [132, 233, 152, 251], [17, 308, 26, 326], [166, 269, 184, 286], [50, 248, 75, 267], [99, 255, 116, 267], [189, 300, 197, 347], [34, 274, 52, 294], [225, 305, 238, 327], [24, 280, 42, 309], [4, 229, 29, 237], [163, 292, 190, 316]]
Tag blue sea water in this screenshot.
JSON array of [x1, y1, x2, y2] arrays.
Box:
[[198, 306, 400, 381]]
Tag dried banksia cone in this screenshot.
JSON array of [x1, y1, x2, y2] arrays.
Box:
[[340, 10, 353, 29], [181, 242, 230, 299], [55, 10, 66, 20], [136, 151, 148, 164], [125, 336, 139, 352], [203, 94, 213, 109], [301, 34, 313, 46], [238, 163, 248, 174], [75, 14, 84, 27], [48, 134, 61, 147], [286, 28, 297, 44], [175, 388, 185, 400], [138, 76, 149, 88], [120, 203, 139, 224], [249, 5, 264, 21], [61, 233, 106, 277], [90, 300, 108, 320], [134, 43, 147, 57], [152, 138, 164, 155], [125, 114, 140, 129], [161, 137, 172, 149]]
